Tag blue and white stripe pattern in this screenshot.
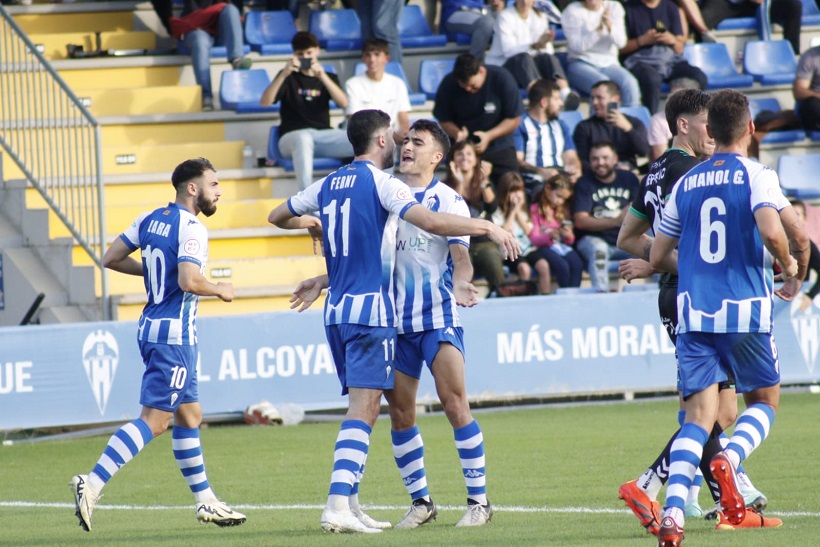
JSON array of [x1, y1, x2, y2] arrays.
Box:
[[92, 418, 154, 483], [665, 423, 708, 510], [455, 420, 487, 505], [677, 293, 772, 334], [328, 420, 371, 497], [514, 114, 573, 169], [726, 403, 775, 463], [172, 426, 210, 494], [392, 426, 429, 501]]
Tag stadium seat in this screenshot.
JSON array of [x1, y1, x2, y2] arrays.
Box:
[[748, 97, 806, 144], [219, 69, 279, 112], [743, 40, 797, 86], [684, 43, 754, 89], [446, 32, 471, 45], [353, 61, 427, 106], [309, 9, 362, 51], [558, 110, 583, 136], [176, 42, 251, 58], [244, 11, 297, 55], [267, 125, 344, 172], [802, 0, 820, 25], [419, 58, 455, 100], [715, 16, 757, 30], [399, 5, 447, 48], [777, 154, 820, 199], [618, 106, 652, 130]]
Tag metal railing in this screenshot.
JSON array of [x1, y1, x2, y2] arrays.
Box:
[[0, 5, 108, 320]]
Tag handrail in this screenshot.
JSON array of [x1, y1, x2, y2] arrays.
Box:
[[0, 4, 109, 320]]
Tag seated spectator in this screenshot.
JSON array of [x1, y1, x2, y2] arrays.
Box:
[[484, 0, 580, 109], [794, 45, 820, 132], [515, 79, 581, 197], [699, 0, 802, 55], [621, 0, 707, 114], [573, 80, 649, 173], [441, 0, 506, 59], [493, 172, 554, 294], [529, 173, 584, 289], [167, 0, 252, 111], [433, 53, 524, 186], [345, 38, 411, 144], [444, 141, 508, 293], [260, 32, 353, 189], [571, 142, 639, 292], [647, 77, 701, 161], [561, 0, 642, 108]]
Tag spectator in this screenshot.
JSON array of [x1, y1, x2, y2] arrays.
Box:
[[573, 80, 649, 173], [433, 53, 524, 186], [672, 0, 717, 42], [515, 79, 581, 197], [357, 0, 403, 64], [571, 141, 639, 292], [345, 38, 411, 145], [485, 0, 580, 109], [699, 0, 802, 55], [441, 0, 506, 59], [445, 141, 508, 294], [529, 173, 584, 289], [791, 200, 820, 312], [167, 0, 252, 111], [621, 0, 707, 114], [647, 77, 701, 161], [493, 172, 554, 294], [260, 32, 352, 189], [561, 0, 642, 108], [794, 45, 820, 132]]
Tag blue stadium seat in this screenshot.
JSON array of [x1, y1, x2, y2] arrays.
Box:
[[267, 125, 345, 172], [446, 32, 471, 45], [353, 61, 427, 106], [802, 0, 820, 25], [777, 154, 820, 199], [219, 69, 275, 111], [684, 43, 754, 89], [743, 40, 797, 86], [176, 42, 251, 58], [558, 110, 583, 136], [419, 58, 455, 100], [810, 131, 820, 141], [309, 9, 362, 51], [715, 16, 756, 30], [399, 5, 447, 48], [618, 106, 652, 130], [244, 11, 297, 55], [748, 97, 806, 144]]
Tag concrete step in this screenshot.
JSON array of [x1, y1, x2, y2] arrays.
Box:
[[101, 121, 226, 147], [60, 65, 181, 91], [78, 85, 202, 117], [12, 11, 135, 34], [27, 30, 155, 61]]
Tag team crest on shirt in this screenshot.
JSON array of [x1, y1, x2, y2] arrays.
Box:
[[81, 330, 119, 415], [184, 239, 200, 255], [425, 195, 440, 212], [789, 297, 820, 373]]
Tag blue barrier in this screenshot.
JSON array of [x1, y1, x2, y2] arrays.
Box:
[[1, 290, 819, 430]]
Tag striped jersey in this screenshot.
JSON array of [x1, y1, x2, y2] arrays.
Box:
[[395, 179, 470, 334], [288, 160, 419, 327], [658, 153, 790, 333], [120, 202, 207, 345], [514, 113, 574, 169]]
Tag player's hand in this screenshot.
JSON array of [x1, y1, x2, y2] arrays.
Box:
[[454, 280, 479, 307], [619, 258, 653, 283], [488, 221, 521, 260], [290, 276, 325, 312], [217, 282, 234, 302], [774, 256, 800, 301], [305, 217, 324, 256]]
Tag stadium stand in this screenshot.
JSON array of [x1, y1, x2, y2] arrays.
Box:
[[309, 8, 362, 52], [244, 10, 297, 55], [399, 4, 447, 49], [418, 57, 455, 100], [743, 39, 797, 85], [684, 43, 755, 89], [617, 106, 652, 132], [777, 154, 820, 199]]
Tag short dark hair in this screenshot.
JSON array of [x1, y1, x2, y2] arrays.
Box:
[[409, 119, 451, 159], [590, 141, 617, 154], [171, 158, 215, 191], [292, 31, 319, 52], [707, 89, 750, 146], [665, 89, 710, 136], [453, 53, 482, 83], [347, 109, 391, 155], [528, 79, 559, 105], [362, 37, 389, 55], [591, 80, 621, 98]]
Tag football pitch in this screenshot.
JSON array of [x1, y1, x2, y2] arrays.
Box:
[[2, 392, 819, 546]]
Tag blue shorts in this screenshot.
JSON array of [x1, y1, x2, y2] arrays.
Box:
[[676, 332, 780, 398], [326, 324, 396, 396], [396, 327, 465, 380], [138, 341, 199, 412]]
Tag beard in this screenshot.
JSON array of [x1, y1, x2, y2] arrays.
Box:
[[382, 142, 395, 169], [197, 192, 217, 217]]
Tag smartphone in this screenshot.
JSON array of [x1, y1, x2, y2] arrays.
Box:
[[299, 57, 312, 70], [655, 21, 667, 33], [466, 134, 481, 145], [607, 101, 618, 113], [561, 220, 573, 227]]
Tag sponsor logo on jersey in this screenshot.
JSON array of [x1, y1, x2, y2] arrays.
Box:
[[184, 239, 200, 255], [790, 298, 820, 374], [81, 330, 119, 415], [396, 187, 413, 201]]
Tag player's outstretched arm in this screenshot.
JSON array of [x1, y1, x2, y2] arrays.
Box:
[[178, 262, 234, 302], [102, 237, 143, 276], [290, 275, 329, 312]]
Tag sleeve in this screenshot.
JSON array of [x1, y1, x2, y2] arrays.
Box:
[[498, 70, 525, 119], [344, 77, 363, 116], [666, 1, 683, 35], [647, 113, 671, 147], [447, 193, 471, 247], [749, 166, 789, 212], [657, 181, 681, 239], [287, 179, 323, 216], [561, 6, 599, 54], [610, 2, 628, 48], [570, 179, 593, 214], [432, 75, 455, 123], [178, 218, 208, 266], [394, 77, 412, 113], [626, 115, 650, 157], [274, 74, 291, 105], [495, 10, 534, 59], [528, 204, 555, 247], [514, 119, 527, 153], [559, 120, 576, 151], [630, 177, 650, 221], [795, 52, 815, 81], [121, 212, 148, 250], [573, 121, 591, 170], [806, 242, 820, 299], [375, 174, 420, 217]]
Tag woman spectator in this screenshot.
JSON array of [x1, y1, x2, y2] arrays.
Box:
[[445, 141, 508, 295], [561, 0, 642, 107], [493, 172, 553, 294], [529, 173, 584, 289]]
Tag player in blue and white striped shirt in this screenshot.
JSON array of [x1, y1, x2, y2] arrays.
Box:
[[270, 110, 518, 534], [71, 158, 245, 532], [650, 90, 808, 545]]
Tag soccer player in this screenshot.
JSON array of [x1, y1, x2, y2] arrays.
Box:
[[268, 110, 518, 534], [70, 158, 246, 531], [649, 89, 808, 546], [616, 89, 776, 532]]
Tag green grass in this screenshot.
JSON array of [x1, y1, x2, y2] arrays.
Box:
[[2, 392, 819, 545]]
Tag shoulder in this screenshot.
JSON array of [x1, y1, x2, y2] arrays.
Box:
[[345, 74, 368, 89]]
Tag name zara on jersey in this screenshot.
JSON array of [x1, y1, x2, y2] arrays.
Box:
[[146, 219, 171, 237], [683, 169, 743, 192]]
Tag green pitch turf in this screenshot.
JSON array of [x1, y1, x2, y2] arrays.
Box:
[[2, 391, 819, 545]]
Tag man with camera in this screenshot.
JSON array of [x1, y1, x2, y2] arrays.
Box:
[[260, 31, 353, 190]]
